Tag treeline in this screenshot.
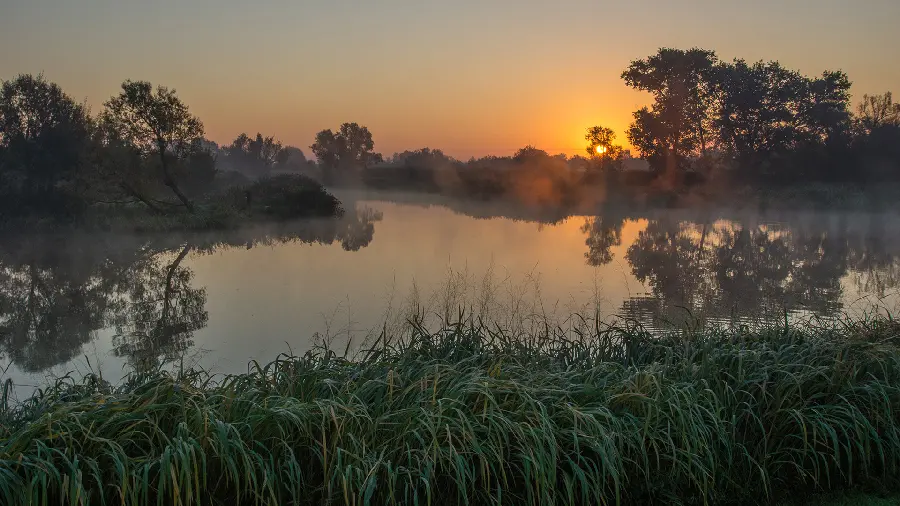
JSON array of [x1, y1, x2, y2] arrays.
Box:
[[358, 48, 900, 198], [619, 48, 900, 184], [0, 75, 339, 225], [4, 45, 899, 222]]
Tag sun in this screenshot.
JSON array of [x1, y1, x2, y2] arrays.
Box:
[[595, 145, 607, 155]]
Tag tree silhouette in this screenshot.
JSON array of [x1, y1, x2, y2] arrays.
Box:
[[584, 126, 623, 159], [310, 123, 382, 183], [0, 74, 91, 217], [856, 93, 900, 134], [714, 60, 802, 171], [101, 81, 206, 211], [622, 48, 719, 180], [222, 133, 286, 176]]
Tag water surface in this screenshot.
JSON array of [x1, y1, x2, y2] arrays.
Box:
[[3, 191, 899, 389]]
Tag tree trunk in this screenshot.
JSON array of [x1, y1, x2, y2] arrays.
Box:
[[158, 148, 194, 212], [120, 183, 164, 214], [665, 141, 680, 190], [28, 262, 38, 329], [164, 176, 194, 212], [162, 245, 191, 322]]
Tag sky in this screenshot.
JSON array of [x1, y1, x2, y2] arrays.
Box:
[[2, 0, 899, 159]]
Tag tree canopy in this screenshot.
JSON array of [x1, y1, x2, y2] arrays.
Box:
[[101, 80, 207, 210], [310, 123, 382, 183]]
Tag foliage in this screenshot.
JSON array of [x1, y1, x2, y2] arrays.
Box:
[[244, 173, 343, 219], [621, 48, 856, 183], [311, 122, 382, 183], [221, 132, 286, 176], [622, 48, 719, 176], [4, 315, 900, 504], [584, 125, 622, 159], [714, 60, 803, 169], [364, 148, 459, 192], [856, 92, 900, 134], [0, 74, 91, 218], [101, 80, 207, 211]]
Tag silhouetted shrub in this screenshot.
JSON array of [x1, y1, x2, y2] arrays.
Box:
[[245, 174, 342, 219]]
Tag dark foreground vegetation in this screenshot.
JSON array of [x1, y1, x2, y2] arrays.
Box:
[[3, 315, 900, 505]]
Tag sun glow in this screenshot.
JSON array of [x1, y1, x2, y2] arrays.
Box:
[[595, 145, 607, 155]]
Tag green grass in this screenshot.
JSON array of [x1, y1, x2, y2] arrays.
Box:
[[784, 492, 900, 505], [3, 314, 900, 505]]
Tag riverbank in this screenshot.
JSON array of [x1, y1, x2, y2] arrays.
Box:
[[3, 314, 900, 505], [0, 174, 344, 234]]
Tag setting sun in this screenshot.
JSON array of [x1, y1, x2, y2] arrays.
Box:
[[595, 145, 607, 155]]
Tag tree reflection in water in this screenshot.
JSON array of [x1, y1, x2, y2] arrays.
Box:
[[580, 211, 897, 330], [111, 245, 207, 372], [2, 201, 899, 375], [0, 204, 383, 374]]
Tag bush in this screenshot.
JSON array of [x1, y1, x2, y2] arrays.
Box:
[[245, 174, 343, 219]]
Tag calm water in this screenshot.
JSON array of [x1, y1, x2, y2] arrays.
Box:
[[3, 190, 900, 390]]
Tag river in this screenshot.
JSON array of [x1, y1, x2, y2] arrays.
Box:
[[2, 190, 899, 391]]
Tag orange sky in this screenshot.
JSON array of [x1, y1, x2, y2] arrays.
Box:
[[3, 0, 899, 159]]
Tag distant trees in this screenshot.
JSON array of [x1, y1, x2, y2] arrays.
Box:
[[585, 125, 625, 177], [101, 80, 208, 211], [512, 145, 550, 163], [0, 74, 91, 217], [387, 147, 454, 167], [585, 126, 617, 157], [280, 146, 308, 166], [0, 73, 361, 226], [222, 133, 286, 175], [856, 92, 900, 134], [3, 48, 900, 226], [852, 92, 900, 181], [310, 123, 382, 183]]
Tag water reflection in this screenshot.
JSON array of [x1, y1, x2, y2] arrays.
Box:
[[111, 245, 207, 372], [0, 205, 383, 373], [381, 191, 900, 327], [0, 237, 119, 372], [2, 194, 900, 377], [608, 213, 894, 328]]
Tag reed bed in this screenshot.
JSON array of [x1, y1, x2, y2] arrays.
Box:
[[2, 314, 900, 505]]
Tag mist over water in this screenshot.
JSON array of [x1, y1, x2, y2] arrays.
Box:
[[2, 190, 899, 393]]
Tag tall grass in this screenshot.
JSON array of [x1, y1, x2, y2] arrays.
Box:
[[2, 314, 900, 505]]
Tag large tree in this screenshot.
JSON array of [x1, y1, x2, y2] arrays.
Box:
[[622, 48, 719, 179], [714, 60, 804, 170], [0, 74, 91, 216], [310, 123, 382, 183], [852, 92, 900, 181], [794, 70, 853, 145], [102, 80, 206, 211]]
